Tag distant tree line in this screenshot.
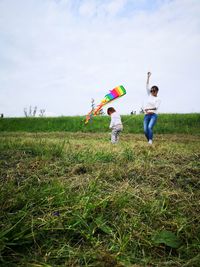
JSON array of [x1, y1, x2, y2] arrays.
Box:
[[24, 106, 45, 117]]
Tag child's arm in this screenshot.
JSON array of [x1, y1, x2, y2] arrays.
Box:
[[109, 114, 114, 129], [109, 119, 113, 129]]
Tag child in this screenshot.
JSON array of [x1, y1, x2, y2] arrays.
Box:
[[107, 107, 123, 144]]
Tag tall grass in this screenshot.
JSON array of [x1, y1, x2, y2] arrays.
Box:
[[0, 132, 200, 266], [0, 113, 200, 134]]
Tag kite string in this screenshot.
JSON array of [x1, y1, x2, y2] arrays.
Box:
[[122, 115, 135, 125]]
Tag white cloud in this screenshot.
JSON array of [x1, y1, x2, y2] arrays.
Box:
[[79, 0, 97, 17], [0, 0, 200, 117], [78, 0, 128, 18], [104, 0, 128, 16]]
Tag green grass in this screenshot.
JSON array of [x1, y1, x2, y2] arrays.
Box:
[[0, 132, 200, 266], [0, 113, 200, 134]]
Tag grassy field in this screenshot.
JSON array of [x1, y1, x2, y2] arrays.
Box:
[[0, 132, 200, 266], [0, 113, 200, 134]]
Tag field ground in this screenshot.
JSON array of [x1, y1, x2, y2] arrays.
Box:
[[0, 132, 200, 266]]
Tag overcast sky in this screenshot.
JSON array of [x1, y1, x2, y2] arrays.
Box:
[[0, 0, 200, 117]]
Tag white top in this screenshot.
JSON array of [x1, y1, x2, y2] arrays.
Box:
[[143, 84, 161, 114], [109, 112, 123, 129]]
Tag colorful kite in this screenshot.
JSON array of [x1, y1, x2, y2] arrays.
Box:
[[85, 85, 126, 124]]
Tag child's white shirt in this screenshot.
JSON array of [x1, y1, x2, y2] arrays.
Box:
[[109, 112, 123, 129]]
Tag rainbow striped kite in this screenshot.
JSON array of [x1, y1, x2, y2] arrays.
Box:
[[85, 85, 126, 124]]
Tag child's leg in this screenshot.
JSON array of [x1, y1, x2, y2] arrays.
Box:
[[111, 129, 121, 144], [111, 129, 117, 144], [116, 130, 121, 143]]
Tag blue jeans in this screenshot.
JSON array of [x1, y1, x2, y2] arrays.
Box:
[[143, 114, 158, 141]]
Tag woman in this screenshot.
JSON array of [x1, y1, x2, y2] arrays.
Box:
[[143, 72, 161, 144]]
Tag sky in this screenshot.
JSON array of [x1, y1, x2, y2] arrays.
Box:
[[0, 0, 200, 117]]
